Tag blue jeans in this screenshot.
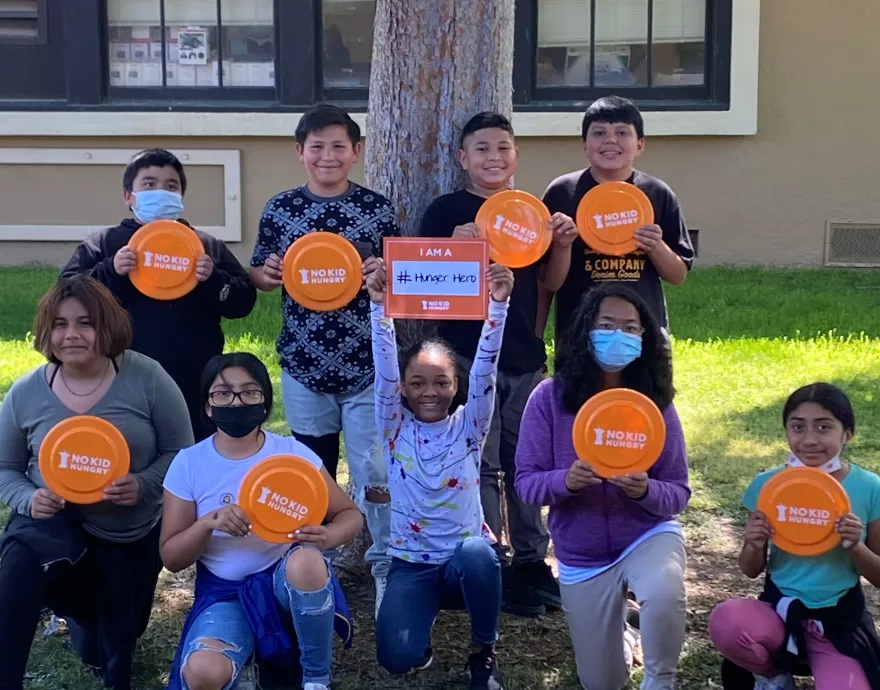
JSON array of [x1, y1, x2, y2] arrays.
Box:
[[376, 538, 501, 674], [281, 372, 391, 579], [180, 546, 335, 688]]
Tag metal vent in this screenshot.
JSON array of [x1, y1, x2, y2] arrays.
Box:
[[825, 221, 880, 267], [0, 0, 40, 41]]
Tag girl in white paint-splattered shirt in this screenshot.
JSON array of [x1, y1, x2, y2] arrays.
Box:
[[363, 256, 512, 690]]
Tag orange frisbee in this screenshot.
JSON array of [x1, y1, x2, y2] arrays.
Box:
[[576, 182, 654, 256], [238, 454, 330, 543], [282, 233, 364, 311], [128, 220, 203, 300], [757, 467, 851, 556], [572, 388, 666, 478], [475, 190, 552, 268], [38, 415, 131, 504]]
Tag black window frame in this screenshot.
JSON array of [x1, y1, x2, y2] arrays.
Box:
[[0, 0, 48, 46]]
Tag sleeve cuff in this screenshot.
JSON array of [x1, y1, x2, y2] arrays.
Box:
[[550, 468, 577, 500]]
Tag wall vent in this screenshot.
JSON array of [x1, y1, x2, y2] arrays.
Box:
[[0, 0, 42, 42], [825, 221, 880, 268]]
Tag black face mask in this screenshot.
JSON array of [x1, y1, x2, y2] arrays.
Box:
[[210, 404, 267, 438]]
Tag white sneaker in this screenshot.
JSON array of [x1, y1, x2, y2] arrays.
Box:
[[303, 684, 330, 690], [623, 623, 639, 672], [233, 662, 260, 690], [753, 673, 796, 690], [374, 573, 387, 619]]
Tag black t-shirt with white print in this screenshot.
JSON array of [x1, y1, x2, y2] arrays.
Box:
[[543, 168, 694, 339], [251, 183, 400, 395]]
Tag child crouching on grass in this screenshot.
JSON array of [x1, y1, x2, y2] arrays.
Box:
[[363, 256, 513, 690]]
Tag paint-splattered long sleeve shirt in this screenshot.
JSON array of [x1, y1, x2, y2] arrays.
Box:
[[371, 298, 508, 564]]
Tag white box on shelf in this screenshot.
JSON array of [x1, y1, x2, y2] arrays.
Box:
[[177, 65, 197, 86], [248, 62, 273, 87], [196, 63, 218, 86], [167, 43, 180, 63], [109, 62, 125, 87], [130, 43, 149, 61], [229, 62, 250, 87], [109, 42, 130, 61], [165, 64, 179, 86], [124, 64, 143, 87], [142, 63, 162, 86], [151, 42, 163, 60]]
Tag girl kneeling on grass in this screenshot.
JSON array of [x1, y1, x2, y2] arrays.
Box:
[[709, 383, 880, 690], [363, 257, 513, 690], [515, 284, 691, 690], [160, 353, 362, 690]]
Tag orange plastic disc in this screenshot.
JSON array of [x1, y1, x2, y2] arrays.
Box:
[[128, 220, 204, 300], [475, 190, 552, 268], [238, 454, 330, 543], [576, 181, 654, 256], [282, 233, 364, 311], [572, 388, 666, 478], [757, 466, 852, 556], [38, 415, 131, 504]]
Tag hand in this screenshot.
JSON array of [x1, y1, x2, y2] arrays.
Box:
[[290, 524, 330, 549], [363, 257, 386, 304], [633, 225, 664, 254], [837, 512, 863, 551], [549, 213, 578, 248], [114, 247, 137, 276], [608, 473, 649, 499], [31, 488, 65, 520], [487, 263, 514, 302], [261, 253, 284, 289], [201, 504, 251, 538], [195, 254, 214, 282], [743, 510, 773, 550], [103, 474, 139, 506], [452, 222, 482, 239], [565, 460, 602, 492]]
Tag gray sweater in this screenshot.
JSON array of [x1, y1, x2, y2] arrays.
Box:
[[0, 350, 194, 542]]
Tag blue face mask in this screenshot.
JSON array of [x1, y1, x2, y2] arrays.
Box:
[[131, 189, 184, 223], [590, 329, 643, 372]]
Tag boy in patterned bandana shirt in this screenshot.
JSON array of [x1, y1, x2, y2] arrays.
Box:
[[249, 104, 399, 612]]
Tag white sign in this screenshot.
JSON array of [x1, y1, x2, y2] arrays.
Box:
[[390, 260, 482, 297], [178, 29, 209, 66]]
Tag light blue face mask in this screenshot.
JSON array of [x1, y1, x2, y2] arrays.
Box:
[[131, 189, 184, 224], [590, 329, 643, 372]]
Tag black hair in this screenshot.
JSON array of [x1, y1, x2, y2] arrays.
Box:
[[581, 96, 645, 140], [783, 383, 855, 434], [460, 112, 515, 148], [199, 352, 274, 427], [400, 337, 467, 413], [295, 103, 361, 146], [122, 148, 187, 195], [555, 284, 673, 414]]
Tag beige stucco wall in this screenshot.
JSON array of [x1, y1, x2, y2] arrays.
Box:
[[0, 0, 878, 267]]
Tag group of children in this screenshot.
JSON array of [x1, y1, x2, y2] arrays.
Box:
[[0, 94, 876, 690]]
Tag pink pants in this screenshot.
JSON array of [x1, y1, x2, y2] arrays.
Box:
[[709, 599, 869, 690]]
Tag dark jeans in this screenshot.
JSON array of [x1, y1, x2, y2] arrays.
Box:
[[0, 520, 162, 690], [376, 538, 501, 674]]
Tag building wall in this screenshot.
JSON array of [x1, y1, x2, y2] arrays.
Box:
[[0, 0, 878, 268]]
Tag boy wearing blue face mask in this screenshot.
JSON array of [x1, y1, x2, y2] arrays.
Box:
[[61, 148, 256, 442]]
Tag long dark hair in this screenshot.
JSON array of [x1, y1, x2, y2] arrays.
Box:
[[783, 382, 855, 434], [199, 352, 274, 427], [555, 284, 674, 414]]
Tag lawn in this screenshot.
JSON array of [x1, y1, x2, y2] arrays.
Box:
[[1, 265, 879, 689]]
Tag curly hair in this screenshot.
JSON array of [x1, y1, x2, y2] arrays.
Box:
[[554, 284, 674, 414], [400, 337, 467, 413]]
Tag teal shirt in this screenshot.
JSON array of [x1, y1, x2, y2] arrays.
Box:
[[744, 464, 880, 609]]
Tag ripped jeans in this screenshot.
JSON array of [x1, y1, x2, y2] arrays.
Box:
[[180, 547, 335, 689]]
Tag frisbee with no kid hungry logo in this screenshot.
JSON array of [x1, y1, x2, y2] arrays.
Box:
[[576, 181, 654, 256], [38, 415, 131, 504], [475, 190, 552, 268], [128, 220, 204, 300], [757, 466, 851, 557], [572, 388, 666, 478], [282, 232, 364, 311], [238, 454, 329, 543]]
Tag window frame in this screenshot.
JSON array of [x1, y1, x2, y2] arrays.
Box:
[[0, 0, 48, 45]]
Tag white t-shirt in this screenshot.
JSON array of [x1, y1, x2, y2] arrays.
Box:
[[163, 431, 323, 581]]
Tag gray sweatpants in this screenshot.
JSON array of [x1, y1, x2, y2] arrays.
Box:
[[560, 531, 687, 690]]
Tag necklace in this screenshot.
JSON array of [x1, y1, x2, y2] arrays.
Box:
[[59, 359, 111, 398]]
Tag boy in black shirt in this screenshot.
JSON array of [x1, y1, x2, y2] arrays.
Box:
[[420, 112, 578, 617], [61, 148, 256, 442], [543, 96, 695, 341]]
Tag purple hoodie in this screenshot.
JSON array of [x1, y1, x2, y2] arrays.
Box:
[[515, 378, 690, 568]]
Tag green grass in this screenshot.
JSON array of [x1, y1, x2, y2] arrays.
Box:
[[1, 265, 879, 688]]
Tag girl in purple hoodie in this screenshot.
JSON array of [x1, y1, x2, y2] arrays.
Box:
[[515, 284, 690, 690]]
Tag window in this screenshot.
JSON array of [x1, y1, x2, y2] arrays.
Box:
[[0, 0, 46, 44], [322, 0, 375, 90]]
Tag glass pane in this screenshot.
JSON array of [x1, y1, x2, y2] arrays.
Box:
[[221, 0, 275, 87], [651, 0, 706, 85], [107, 0, 163, 87], [322, 0, 375, 88], [164, 0, 219, 87], [537, 0, 591, 87], [594, 0, 647, 86]]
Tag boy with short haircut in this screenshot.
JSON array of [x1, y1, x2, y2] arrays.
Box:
[[419, 112, 577, 618], [61, 148, 257, 442], [249, 104, 398, 608], [543, 96, 695, 342]]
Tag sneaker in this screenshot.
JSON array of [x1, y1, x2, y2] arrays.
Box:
[[753, 674, 796, 690], [467, 646, 504, 690], [302, 684, 329, 690], [501, 565, 545, 618], [522, 561, 562, 610], [413, 647, 434, 672], [233, 662, 260, 690], [374, 573, 387, 619]]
